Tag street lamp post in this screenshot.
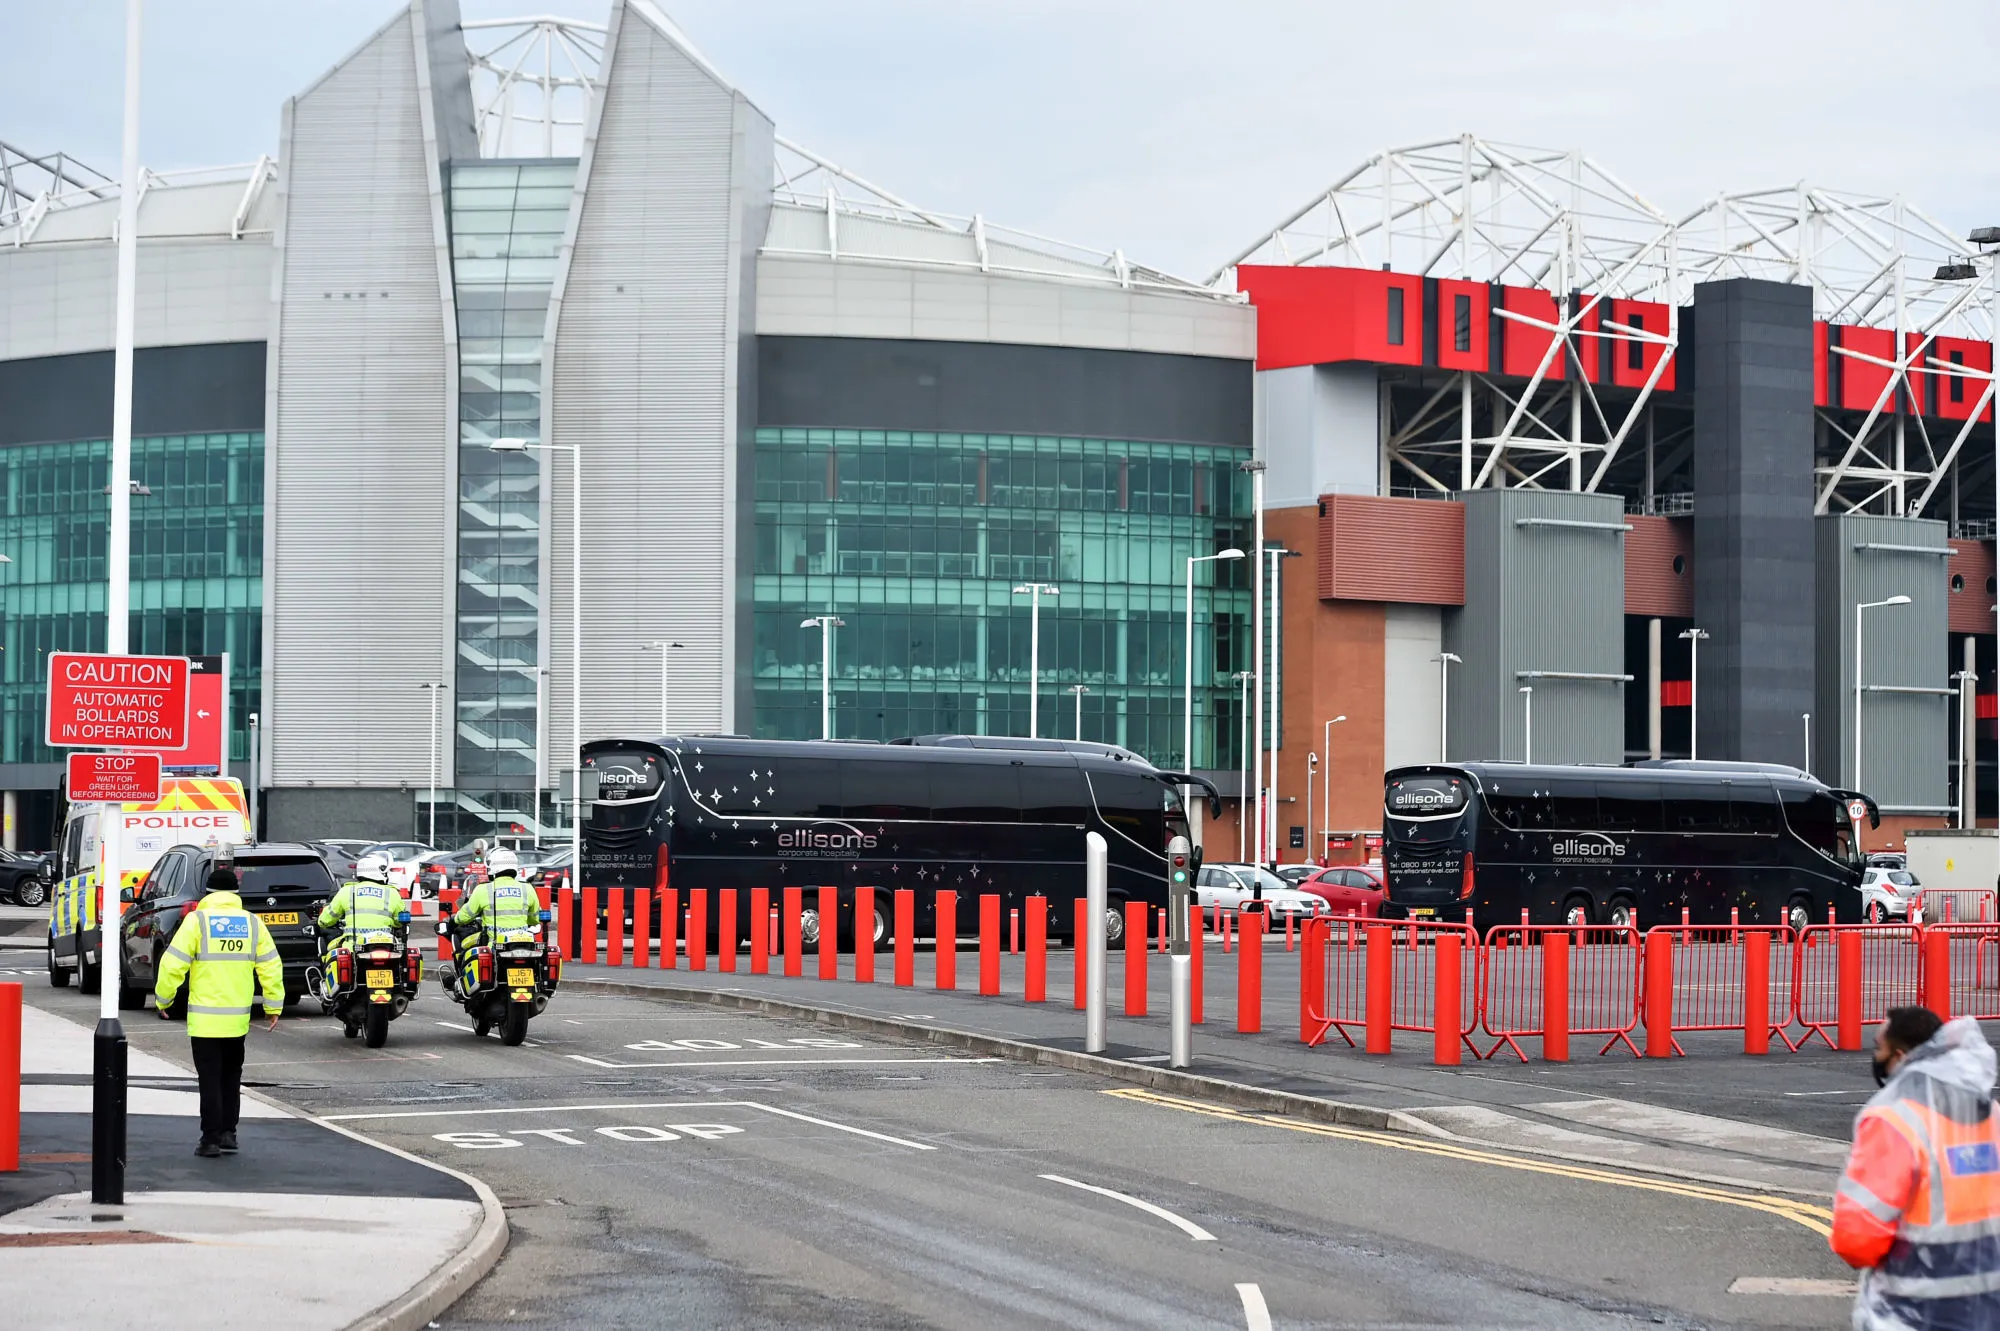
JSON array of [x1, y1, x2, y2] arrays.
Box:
[[641, 640, 684, 733], [1265, 546, 1301, 865], [1068, 684, 1089, 740], [531, 666, 549, 848], [1184, 548, 1244, 773], [1853, 594, 1912, 790], [800, 616, 845, 739], [1433, 652, 1461, 761], [1233, 670, 1253, 862], [1803, 712, 1812, 776], [1011, 583, 1059, 738], [418, 681, 448, 845], [1519, 685, 1534, 764], [1679, 627, 1709, 759], [1239, 461, 1266, 867], [1320, 714, 1347, 862], [1956, 668, 1980, 828]]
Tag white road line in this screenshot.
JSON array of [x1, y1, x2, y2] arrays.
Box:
[[1038, 1174, 1216, 1242], [318, 1098, 935, 1150], [436, 1021, 474, 1032], [1727, 1277, 1856, 1296], [1236, 1283, 1272, 1330], [565, 1054, 1002, 1070]]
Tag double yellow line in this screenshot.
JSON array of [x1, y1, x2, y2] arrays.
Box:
[[1104, 1088, 1835, 1237]]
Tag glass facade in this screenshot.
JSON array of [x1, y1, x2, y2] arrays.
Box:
[[447, 159, 576, 832], [751, 428, 1252, 770], [0, 431, 263, 765]]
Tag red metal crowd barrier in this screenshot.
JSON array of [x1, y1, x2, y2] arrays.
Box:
[[1795, 923, 1920, 1050], [1926, 922, 2000, 1021], [1305, 919, 1479, 1057], [1640, 925, 1799, 1058], [1479, 924, 1642, 1061], [1917, 889, 1997, 925]]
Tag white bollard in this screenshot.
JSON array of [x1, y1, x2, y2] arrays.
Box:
[[1085, 832, 1107, 1054]]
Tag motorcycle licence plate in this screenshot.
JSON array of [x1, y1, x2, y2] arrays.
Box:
[[364, 970, 395, 989], [506, 967, 536, 987]]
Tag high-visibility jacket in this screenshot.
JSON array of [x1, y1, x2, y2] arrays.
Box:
[[455, 874, 542, 944], [1834, 1021, 2000, 1327], [155, 890, 285, 1038], [317, 879, 407, 947]]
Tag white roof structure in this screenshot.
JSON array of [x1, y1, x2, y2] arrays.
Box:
[[0, 154, 277, 248]]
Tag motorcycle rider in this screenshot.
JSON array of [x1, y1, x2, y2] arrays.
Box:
[[315, 854, 408, 988], [446, 847, 542, 998]]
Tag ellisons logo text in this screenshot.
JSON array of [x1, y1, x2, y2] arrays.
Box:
[[778, 827, 877, 852], [1553, 836, 1625, 859]]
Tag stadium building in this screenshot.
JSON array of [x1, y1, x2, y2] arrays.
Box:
[[0, 5, 1992, 853]]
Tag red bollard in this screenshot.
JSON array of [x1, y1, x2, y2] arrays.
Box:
[[717, 889, 736, 972], [1364, 925, 1391, 1054], [1541, 932, 1570, 1062], [1238, 912, 1264, 1033], [1434, 933, 1463, 1066], [749, 887, 769, 974], [1923, 929, 1953, 1019], [1125, 900, 1148, 1016], [580, 886, 598, 963], [554, 880, 570, 960], [1223, 909, 1234, 953], [1074, 898, 1088, 1009], [608, 888, 626, 966], [936, 891, 957, 990], [1730, 906, 1741, 946], [688, 890, 707, 971], [634, 887, 652, 968], [1643, 929, 1675, 1057], [1026, 896, 1046, 1002], [895, 889, 915, 987], [658, 888, 678, 969], [1192, 907, 1205, 1025], [0, 983, 17, 1172], [783, 887, 803, 977], [1744, 929, 1770, 1055], [855, 886, 875, 984], [1158, 907, 1169, 955], [818, 886, 838, 980], [1011, 908, 1020, 955], [1837, 928, 1863, 1050], [980, 894, 1001, 995], [437, 888, 460, 964], [1286, 913, 1295, 952]]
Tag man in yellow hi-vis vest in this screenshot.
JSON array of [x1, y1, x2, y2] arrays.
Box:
[[156, 865, 285, 1157]]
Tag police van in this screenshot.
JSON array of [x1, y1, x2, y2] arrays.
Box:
[[47, 776, 250, 992]]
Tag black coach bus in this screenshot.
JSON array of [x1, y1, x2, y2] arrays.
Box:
[[579, 734, 1219, 947], [1380, 760, 1879, 932]]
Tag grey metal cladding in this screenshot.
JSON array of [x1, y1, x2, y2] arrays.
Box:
[[0, 343, 265, 445], [267, 6, 454, 785], [1442, 489, 1626, 765], [1814, 513, 1949, 810], [418, 0, 480, 163], [1690, 277, 1816, 767], [545, 0, 774, 750], [757, 336, 1253, 447]]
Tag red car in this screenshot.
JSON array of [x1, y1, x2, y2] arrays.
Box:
[[1297, 865, 1385, 918]]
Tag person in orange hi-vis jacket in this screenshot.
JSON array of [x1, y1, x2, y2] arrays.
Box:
[[1833, 1005, 2000, 1329]]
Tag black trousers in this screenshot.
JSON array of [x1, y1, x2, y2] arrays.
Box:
[[189, 1035, 246, 1142]]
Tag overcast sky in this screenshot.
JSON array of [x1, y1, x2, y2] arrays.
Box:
[[7, 1, 1999, 280]]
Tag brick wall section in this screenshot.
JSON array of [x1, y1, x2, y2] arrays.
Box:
[[1317, 493, 1464, 604], [1948, 539, 1996, 635], [1625, 515, 1693, 617]]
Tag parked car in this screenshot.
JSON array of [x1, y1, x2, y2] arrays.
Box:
[[0, 846, 53, 908], [309, 839, 374, 881], [359, 841, 434, 892], [1297, 865, 1386, 918], [1866, 852, 1908, 872], [1195, 863, 1327, 926], [1860, 867, 1918, 922], [1273, 864, 1321, 886]]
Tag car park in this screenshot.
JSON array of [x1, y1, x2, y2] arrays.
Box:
[[1195, 862, 1327, 924], [0, 846, 53, 907], [1297, 864, 1386, 918], [359, 841, 433, 892], [1860, 867, 1919, 922]]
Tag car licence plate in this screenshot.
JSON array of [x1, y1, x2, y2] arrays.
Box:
[[506, 967, 536, 987], [1410, 908, 1436, 918], [260, 911, 299, 926], [364, 970, 395, 989]]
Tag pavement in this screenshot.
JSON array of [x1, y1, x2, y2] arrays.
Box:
[[1, 990, 506, 1331]]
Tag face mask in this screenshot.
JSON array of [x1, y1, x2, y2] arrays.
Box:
[[1872, 1054, 1893, 1087]]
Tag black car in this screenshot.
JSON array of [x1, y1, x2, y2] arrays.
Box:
[[115, 842, 341, 1010], [310, 839, 375, 881], [0, 846, 52, 907]]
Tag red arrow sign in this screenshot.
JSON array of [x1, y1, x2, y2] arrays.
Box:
[[46, 653, 191, 750], [67, 751, 163, 803]]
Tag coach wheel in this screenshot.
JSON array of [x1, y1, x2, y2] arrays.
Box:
[[1786, 896, 1813, 935], [1562, 897, 1593, 928], [870, 903, 890, 949], [1103, 899, 1126, 946], [799, 906, 822, 948], [1606, 897, 1637, 930]]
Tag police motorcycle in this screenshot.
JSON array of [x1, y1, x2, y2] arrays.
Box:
[[307, 859, 423, 1049], [436, 849, 561, 1046]]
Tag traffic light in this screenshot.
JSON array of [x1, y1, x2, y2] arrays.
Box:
[[1170, 851, 1190, 887]]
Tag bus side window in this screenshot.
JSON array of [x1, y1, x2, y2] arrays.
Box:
[[1545, 789, 1598, 829], [932, 763, 1020, 822], [1488, 792, 1548, 829], [1597, 784, 1662, 832], [1728, 793, 1781, 835], [1670, 793, 1729, 832], [841, 760, 932, 820], [1782, 789, 1839, 855]]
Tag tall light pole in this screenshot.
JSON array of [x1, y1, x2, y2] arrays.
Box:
[[1068, 684, 1089, 740], [800, 615, 845, 739], [1011, 582, 1058, 738], [1321, 714, 1347, 861], [1434, 652, 1461, 762], [1239, 461, 1267, 867], [1519, 685, 1534, 764], [641, 640, 683, 734], [490, 437, 580, 894], [1679, 627, 1709, 759], [1265, 546, 1301, 864], [1803, 712, 1812, 776], [1956, 668, 1980, 827], [531, 667, 549, 848], [94, 0, 144, 1208], [1854, 594, 1912, 790], [1184, 548, 1244, 772], [1233, 669, 1253, 862], [418, 681, 448, 845]]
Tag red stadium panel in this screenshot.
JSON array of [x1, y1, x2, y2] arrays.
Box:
[[1905, 333, 1933, 418], [1237, 265, 1423, 371], [1434, 279, 1489, 372], [1572, 298, 1604, 383], [1814, 322, 1831, 407], [1931, 335, 1993, 423], [1836, 325, 1898, 413], [1498, 286, 1564, 380], [1608, 298, 1675, 391]]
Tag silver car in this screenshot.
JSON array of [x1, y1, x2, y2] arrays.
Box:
[[1196, 863, 1328, 923]]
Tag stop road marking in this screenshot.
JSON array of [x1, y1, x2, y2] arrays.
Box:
[[435, 1123, 746, 1149]]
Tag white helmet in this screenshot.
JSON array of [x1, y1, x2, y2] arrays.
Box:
[[356, 854, 391, 885], [487, 847, 520, 876]]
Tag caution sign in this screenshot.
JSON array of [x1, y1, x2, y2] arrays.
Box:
[[67, 752, 163, 803], [46, 652, 191, 750]]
